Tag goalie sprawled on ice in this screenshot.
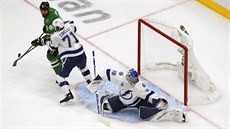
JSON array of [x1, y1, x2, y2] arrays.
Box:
[[87, 68, 187, 122]]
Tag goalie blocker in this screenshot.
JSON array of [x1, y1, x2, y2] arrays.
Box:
[[86, 75, 104, 93]]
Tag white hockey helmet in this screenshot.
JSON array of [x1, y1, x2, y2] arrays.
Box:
[[52, 18, 64, 31]]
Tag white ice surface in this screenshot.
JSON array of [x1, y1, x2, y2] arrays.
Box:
[[1, 0, 229, 129]]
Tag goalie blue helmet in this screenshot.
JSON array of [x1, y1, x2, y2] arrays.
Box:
[[126, 68, 139, 84], [129, 68, 138, 78]]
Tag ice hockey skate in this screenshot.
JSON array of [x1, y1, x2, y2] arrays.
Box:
[[60, 90, 75, 105]]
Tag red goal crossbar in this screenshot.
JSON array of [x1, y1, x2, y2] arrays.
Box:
[[137, 19, 189, 105]]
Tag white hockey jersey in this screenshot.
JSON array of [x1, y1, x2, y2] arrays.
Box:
[[48, 21, 84, 60], [100, 69, 160, 106]]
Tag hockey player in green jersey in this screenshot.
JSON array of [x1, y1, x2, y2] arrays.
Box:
[[39, 1, 61, 74]]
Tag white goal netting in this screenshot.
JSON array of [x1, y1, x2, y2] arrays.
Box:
[[138, 19, 220, 105]]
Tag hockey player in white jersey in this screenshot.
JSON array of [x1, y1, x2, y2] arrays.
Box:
[[31, 18, 92, 104], [87, 68, 187, 122]]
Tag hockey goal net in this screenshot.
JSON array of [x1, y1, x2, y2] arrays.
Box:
[[137, 19, 220, 105]]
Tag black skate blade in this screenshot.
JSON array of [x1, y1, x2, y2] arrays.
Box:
[[60, 99, 75, 106]]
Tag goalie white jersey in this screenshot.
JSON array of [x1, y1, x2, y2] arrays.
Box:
[[87, 68, 187, 122], [98, 69, 161, 106]]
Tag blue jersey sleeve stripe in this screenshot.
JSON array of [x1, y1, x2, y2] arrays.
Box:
[[59, 45, 83, 57]]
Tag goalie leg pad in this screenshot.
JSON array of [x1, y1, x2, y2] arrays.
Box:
[[100, 95, 126, 113], [139, 106, 162, 120], [100, 94, 112, 114], [107, 95, 126, 112], [150, 109, 187, 122], [100, 91, 117, 114]]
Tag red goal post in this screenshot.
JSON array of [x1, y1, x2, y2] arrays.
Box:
[[137, 18, 220, 106], [137, 19, 189, 105]]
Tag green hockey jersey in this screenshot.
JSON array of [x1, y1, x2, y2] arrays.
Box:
[[43, 7, 61, 34]]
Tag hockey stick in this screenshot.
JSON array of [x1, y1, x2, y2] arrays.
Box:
[[13, 33, 44, 67], [92, 51, 97, 78], [12, 46, 36, 67], [92, 51, 100, 114], [92, 50, 110, 126]]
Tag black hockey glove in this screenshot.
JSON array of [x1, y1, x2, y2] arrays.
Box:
[[42, 34, 51, 42], [31, 38, 44, 46]]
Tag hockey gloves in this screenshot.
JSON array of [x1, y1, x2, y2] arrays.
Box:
[[31, 38, 45, 46]]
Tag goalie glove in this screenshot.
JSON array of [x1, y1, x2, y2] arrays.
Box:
[[154, 98, 168, 110]]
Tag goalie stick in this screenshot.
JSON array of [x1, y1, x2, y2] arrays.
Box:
[[92, 50, 110, 126], [92, 51, 100, 114], [13, 33, 44, 67]]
